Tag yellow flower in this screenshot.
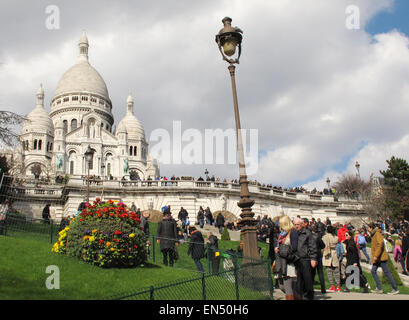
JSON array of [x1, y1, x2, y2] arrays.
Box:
[[88, 236, 95, 242], [110, 247, 115, 251], [129, 233, 135, 238], [64, 227, 70, 231], [92, 229, 97, 234], [83, 236, 89, 240], [106, 242, 111, 247], [99, 255, 103, 259]]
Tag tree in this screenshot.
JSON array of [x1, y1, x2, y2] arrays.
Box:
[[333, 174, 371, 200], [0, 111, 25, 147], [30, 163, 42, 179], [380, 156, 409, 220]]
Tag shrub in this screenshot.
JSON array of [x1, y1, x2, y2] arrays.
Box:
[[52, 199, 148, 268], [221, 226, 231, 241]]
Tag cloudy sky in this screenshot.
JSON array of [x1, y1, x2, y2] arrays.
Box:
[[1, 0, 409, 190]]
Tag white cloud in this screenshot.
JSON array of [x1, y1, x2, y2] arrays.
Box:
[[2, 0, 409, 187]]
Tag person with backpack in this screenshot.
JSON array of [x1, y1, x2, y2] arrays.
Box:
[[357, 231, 370, 263], [42, 203, 51, 224], [322, 225, 341, 292], [394, 239, 406, 275], [368, 223, 399, 294], [187, 226, 205, 273]]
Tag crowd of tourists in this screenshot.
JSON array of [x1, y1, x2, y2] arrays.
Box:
[[268, 215, 409, 300]]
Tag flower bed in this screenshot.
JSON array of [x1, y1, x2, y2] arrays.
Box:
[[51, 199, 147, 268]]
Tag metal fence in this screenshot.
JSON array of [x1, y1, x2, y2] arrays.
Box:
[[0, 212, 62, 243], [108, 255, 273, 300]]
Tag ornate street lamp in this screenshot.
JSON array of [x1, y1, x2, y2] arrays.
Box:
[[216, 17, 258, 259], [85, 145, 94, 203], [326, 177, 331, 194], [355, 161, 360, 178]]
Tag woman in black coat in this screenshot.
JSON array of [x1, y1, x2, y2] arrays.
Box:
[[156, 213, 178, 267], [187, 227, 205, 273], [344, 232, 369, 293]]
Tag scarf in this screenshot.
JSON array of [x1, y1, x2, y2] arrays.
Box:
[[277, 231, 288, 245]]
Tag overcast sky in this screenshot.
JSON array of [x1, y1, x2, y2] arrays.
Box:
[[1, 0, 409, 190]]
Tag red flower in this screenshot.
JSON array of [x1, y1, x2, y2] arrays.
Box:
[[134, 245, 138, 249], [80, 218, 84, 222], [99, 239, 104, 244], [114, 230, 122, 235]]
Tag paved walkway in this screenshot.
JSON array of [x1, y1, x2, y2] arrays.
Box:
[[273, 289, 409, 300]]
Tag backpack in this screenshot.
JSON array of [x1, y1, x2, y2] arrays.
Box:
[[357, 235, 366, 246]]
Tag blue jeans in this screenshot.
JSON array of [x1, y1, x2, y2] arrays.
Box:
[[199, 219, 204, 228], [360, 246, 370, 262], [371, 261, 398, 291], [194, 258, 204, 273]]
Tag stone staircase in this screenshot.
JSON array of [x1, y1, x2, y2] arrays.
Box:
[[195, 223, 241, 241]]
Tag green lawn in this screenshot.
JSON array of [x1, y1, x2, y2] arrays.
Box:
[[0, 224, 272, 300]]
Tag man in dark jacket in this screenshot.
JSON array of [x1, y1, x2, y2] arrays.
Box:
[[311, 230, 326, 293], [42, 203, 51, 224], [294, 217, 318, 300], [216, 213, 225, 234], [197, 207, 205, 228], [178, 207, 188, 228], [207, 232, 220, 274], [205, 207, 213, 225], [187, 226, 205, 273], [156, 213, 178, 267]]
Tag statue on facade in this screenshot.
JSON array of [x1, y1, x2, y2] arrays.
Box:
[[124, 158, 129, 174], [57, 155, 63, 170]]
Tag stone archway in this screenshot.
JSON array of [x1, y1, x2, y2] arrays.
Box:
[[212, 210, 237, 222], [142, 209, 163, 223]]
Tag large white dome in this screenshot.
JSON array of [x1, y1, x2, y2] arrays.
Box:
[[54, 61, 109, 99], [53, 32, 110, 101]]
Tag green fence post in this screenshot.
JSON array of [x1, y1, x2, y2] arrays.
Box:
[[233, 254, 239, 300], [206, 243, 211, 274], [50, 220, 54, 244], [150, 285, 154, 300], [152, 235, 156, 263], [266, 258, 274, 299], [4, 212, 8, 237], [201, 272, 206, 301]]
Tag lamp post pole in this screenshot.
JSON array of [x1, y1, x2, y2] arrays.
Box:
[[355, 161, 360, 178], [85, 145, 94, 204], [216, 17, 258, 259]]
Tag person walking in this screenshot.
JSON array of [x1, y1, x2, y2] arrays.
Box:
[[205, 207, 213, 225], [322, 225, 341, 293], [357, 230, 371, 263], [312, 230, 326, 294], [216, 212, 225, 234], [187, 226, 205, 273], [207, 232, 220, 274], [293, 217, 318, 300], [42, 203, 51, 224], [368, 223, 399, 294], [197, 207, 205, 229], [401, 228, 409, 275], [140, 211, 150, 236], [156, 212, 178, 267], [393, 239, 406, 275], [275, 215, 299, 300], [178, 207, 188, 229], [344, 232, 370, 293]]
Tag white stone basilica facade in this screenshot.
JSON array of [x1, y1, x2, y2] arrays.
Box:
[[16, 33, 159, 180]]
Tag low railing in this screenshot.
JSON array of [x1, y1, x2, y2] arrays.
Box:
[[2, 175, 357, 205]]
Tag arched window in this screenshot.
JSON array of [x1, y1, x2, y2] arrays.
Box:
[[71, 119, 77, 131], [47, 141, 50, 152], [50, 143, 53, 151], [134, 146, 137, 156], [129, 146, 133, 156], [33, 139, 37, 150], [38, 140, 42, 150], [63, 120, 68, 135], [70, 161, 74, 175], [107, 163, 111, 177]]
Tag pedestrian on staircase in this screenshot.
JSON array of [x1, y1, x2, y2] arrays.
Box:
[[216, 212, 225, 234], [368, 223, 399, 295]]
